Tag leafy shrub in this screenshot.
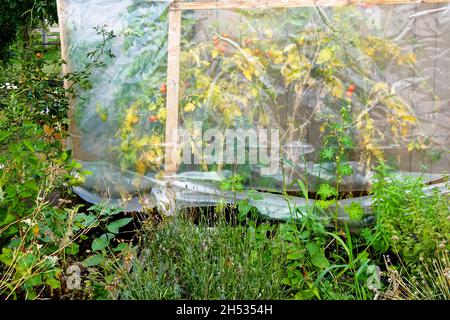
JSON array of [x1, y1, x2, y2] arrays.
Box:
[[0, 24, 135, 299], [368, 164, 449, 265], [0, 0, 57, 59]]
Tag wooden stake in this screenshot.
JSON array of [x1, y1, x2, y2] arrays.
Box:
[[56, 0, 82, 158], [164, 1, 182, 176]]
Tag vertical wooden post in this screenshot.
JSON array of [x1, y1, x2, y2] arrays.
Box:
[[56, 0, 82, 158], [164, 1, 182, 176]]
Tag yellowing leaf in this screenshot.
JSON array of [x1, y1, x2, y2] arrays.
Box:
[[316, 48, 333, 64], [405, 52, 417, 65], [157, 108, 167, 121], [243, 69, 253, 81], [364, 47, 375, 57], [136, 160, 146, 175], [96, 103, 108, 122], [184, 102, 196, 112], [212, 48, 219, 59], [372, 82, 389, 93], [149, 135, 162, 145], [401, 124, 408, 138], [43, 125, 54, 136], [284, 44, 297, 53], [319, 124, 326, 133], [328, 77, 344, 99], [33, 224, 40, 236], [401, 115, 417, 123]]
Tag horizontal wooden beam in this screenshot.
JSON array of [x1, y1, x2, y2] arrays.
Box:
[[170, 0, 450, 10]]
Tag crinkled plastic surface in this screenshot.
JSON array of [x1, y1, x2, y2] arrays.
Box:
[[59, 0, 450, 222]]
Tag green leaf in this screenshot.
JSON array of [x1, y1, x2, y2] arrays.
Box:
[[287, 250, 303, 260], [297, 179, 309, 200], [311, 253, 330, 269], [294, 289, 316, 300], [306, 242, 330, 268], [306, 242, 320, 256], [106, 217, 132, 234], [0, 131, 11, 143], [65, 243, 79, 255], [91, 233, 115, 252], [338, 164, 353, 177], [341, 136, 354, 148], [346, 202, 365, 221], [299, 230, 310, 240], [320, 147, 335, 160], [113, 243, 128, 252], [25, 274, 43, 288], [82, 254, 105, 267], [45, 276, 61, 289], [237, 200, 252, 220], [17, 253, 38, 270], [247, 190, 263, 200], [25, 290, 38, 300], [0, 248, 13, 266], [92, 238, 109, 251], [317, 184, 338, 199], [23, 139, 35, 152]]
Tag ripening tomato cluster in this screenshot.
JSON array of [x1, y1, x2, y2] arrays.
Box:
[[346, 84, 356, 99], [213, 34, 230, 54], [147, 83, 167, 123]]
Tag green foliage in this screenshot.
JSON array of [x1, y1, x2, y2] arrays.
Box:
[[277, 203, 376, 300], [346, 202, 365, 222], [0, 21, 132, 299], [0, 60, 66, 125], [118, 212, 288, 299], [0, 2, 447, 301], [220, 174, 246, 193], [369, 164, 449, 265], [0, 0, 57, 59]]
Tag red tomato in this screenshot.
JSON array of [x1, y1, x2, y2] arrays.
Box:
[[160, 83, 167, 94], [347, 84, 356, 93], [148, 115, 159, 123]]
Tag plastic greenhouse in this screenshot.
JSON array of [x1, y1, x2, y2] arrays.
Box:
[[56, 0, 450, 225]]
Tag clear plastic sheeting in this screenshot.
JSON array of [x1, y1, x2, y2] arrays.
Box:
[[58, 0, 450, 223]]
